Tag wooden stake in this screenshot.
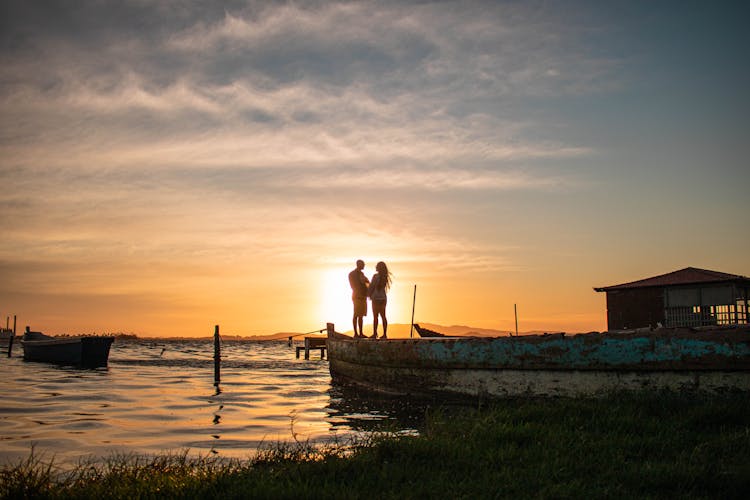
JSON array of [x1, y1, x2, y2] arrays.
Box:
[[7, 315, 16, 358], [514, 304, 518, 337], [410, 284, 417, 338], [213, 325, 220, 386]]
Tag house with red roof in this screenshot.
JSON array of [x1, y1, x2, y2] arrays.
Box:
[[594, 267, 750, 330]]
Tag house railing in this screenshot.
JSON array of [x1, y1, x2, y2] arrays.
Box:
[[665, 301, 749, 327]]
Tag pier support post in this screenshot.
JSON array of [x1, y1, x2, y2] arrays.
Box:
[[6, 315, 16, 358], [213, 325, 221, 386]]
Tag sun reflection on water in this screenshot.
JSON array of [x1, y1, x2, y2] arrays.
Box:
[[0, 339, 438, 466]]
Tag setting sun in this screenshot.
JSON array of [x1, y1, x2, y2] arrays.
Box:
[[319, 268, 355, 332], [317, 264, 411, 334], [1, 1, 747, 338]]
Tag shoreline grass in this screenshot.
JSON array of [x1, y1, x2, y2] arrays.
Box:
[[3, 391, 749, 499]]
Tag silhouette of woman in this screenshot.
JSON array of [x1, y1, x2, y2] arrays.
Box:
[[369, 261, 392, 339]]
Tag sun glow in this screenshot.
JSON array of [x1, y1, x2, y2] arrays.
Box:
[[320, 268, 356, 332], [318, 265, 411, 335]]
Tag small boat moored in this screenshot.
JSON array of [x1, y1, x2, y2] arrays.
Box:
[[326, 323, 750, 399], [413, 324, 446, 337], [21, 328, 114, 368]]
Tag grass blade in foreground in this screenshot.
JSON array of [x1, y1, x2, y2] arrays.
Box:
[[2, 392, 749, 499]]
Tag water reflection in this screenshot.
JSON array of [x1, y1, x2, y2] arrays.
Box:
[[0, 339, 474, 465], [325, 383, 468, 436]]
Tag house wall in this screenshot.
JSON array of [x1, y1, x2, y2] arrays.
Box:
[[605, 284, 750, 330], [605, 288, 665, 330]]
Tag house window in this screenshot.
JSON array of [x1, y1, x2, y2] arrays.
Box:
[[664, 286, 748, 327]]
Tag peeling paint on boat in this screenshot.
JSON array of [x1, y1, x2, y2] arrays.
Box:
[[326, 324, 750, 398]]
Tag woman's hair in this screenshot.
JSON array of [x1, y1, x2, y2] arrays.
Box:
[[375, 261, 392, 291]]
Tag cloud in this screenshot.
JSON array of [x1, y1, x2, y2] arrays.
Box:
[[1, 0, 614, 179], [0, 0, 615, 327]]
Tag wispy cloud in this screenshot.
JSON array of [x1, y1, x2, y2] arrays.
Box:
[[0, 0, 631, 334], [1, 1, 612, 176]]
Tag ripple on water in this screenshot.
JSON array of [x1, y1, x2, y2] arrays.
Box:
[[0, 340, 430, 466]]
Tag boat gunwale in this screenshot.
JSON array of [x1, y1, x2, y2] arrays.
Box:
[[326, 326, 750, 372]]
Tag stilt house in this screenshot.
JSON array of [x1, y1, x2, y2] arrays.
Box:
[[594, 267, 750, 330]]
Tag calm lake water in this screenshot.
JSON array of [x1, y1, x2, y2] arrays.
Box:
[[0, 338, 435, 467]]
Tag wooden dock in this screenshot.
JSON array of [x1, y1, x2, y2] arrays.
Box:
[[296, 337, 327, 360]]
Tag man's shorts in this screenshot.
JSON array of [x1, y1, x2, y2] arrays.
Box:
[[353, 297, 367, 317]]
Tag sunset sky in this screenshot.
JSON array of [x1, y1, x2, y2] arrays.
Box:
[[1, 1, 748, 337]]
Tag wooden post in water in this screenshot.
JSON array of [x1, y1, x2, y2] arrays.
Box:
[[213, 325, 221, 386], [7, 315, 15, 358], [514, 304, 518, 337], [410, 284, 417, 338]]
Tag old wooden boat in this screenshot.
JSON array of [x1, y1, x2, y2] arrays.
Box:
[[21, 329, 114, 368], [326, 323, 750, 398]]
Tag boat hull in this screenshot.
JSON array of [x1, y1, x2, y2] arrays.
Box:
[[22, 336, 114, 368], [327, 326, 750, 398]]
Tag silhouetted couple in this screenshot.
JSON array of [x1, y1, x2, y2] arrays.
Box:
[[348, 260, 392, 339]]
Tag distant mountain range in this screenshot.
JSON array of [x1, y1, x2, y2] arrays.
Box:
[[235, 324, 500, 340], [242, 323, 568, 340], [112, 323, 569, 340]]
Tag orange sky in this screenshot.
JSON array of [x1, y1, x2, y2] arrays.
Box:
[[1, 2, 748, 337]]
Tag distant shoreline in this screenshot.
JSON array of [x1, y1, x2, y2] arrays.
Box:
[[88, 322, 581, 341]]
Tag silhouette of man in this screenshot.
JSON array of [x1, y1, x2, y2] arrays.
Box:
[[348, 260, 370, 338]]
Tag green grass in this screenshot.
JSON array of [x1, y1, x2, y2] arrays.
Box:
[[3, 391, 750, 499]]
